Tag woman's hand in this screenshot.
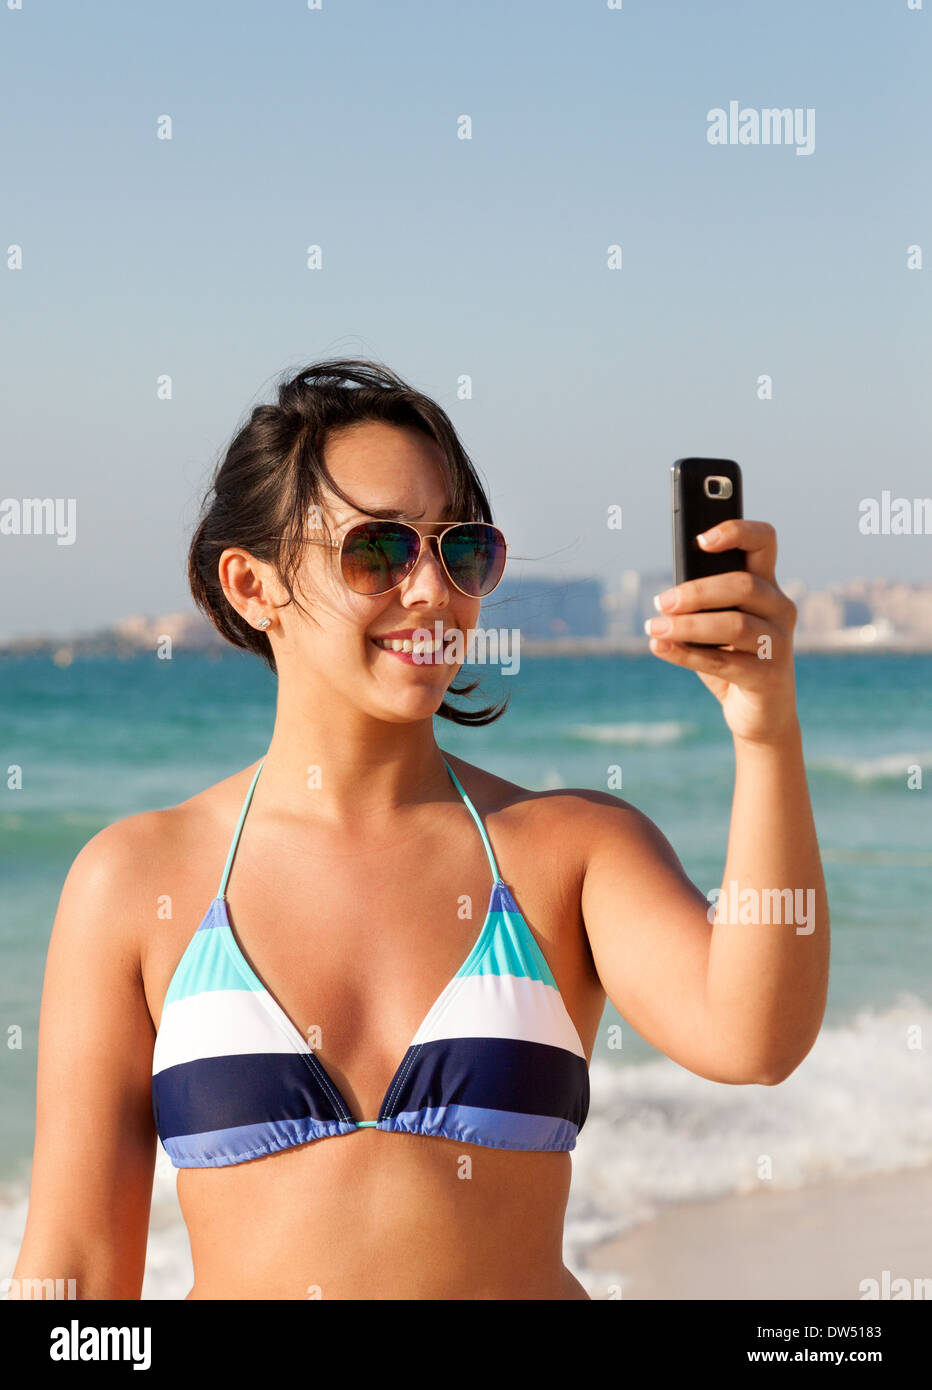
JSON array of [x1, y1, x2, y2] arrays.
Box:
[[644, 518, 799, 745]]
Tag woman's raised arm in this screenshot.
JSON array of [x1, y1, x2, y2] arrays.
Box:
[[580, 518, 828, 1086]]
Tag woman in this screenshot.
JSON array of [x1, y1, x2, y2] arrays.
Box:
[[13, 359, 828, 1300]]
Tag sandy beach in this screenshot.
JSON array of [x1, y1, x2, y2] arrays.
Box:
[[582, 1162, 932, 1300]]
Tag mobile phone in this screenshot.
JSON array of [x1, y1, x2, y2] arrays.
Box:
[[671, 458, 744, 642]]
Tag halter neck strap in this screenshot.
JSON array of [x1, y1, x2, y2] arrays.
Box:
[[216, 755, 502, 899], [216, 758, 265, 898]]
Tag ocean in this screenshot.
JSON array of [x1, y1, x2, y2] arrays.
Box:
[[1, 649, 930, 1296]]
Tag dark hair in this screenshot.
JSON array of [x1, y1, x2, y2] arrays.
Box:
[[188, 358, 509, 726]]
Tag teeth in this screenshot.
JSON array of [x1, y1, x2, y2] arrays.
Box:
[[373, 634, 453, 653]]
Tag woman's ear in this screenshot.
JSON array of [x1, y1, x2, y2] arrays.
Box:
[[218, 548, 274, 628]]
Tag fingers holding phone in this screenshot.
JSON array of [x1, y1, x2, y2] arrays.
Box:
[[648, 458, 799, 743]]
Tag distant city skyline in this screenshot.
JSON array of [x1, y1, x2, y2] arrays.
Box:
[[2, 0, 929, 642], [4, 570, 930, 655]]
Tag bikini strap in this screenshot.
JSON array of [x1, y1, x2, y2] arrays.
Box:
[[218, 757, 498, 897], [442, 759, 502, 884], [216, 759, 266, 899]]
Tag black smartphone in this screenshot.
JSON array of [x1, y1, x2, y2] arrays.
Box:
[[671, 458, 744, 643]]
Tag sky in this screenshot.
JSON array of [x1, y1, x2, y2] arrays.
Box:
[[1, 0, 929, 641]]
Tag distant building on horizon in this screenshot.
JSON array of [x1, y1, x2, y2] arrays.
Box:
[[603, 569, 674, 639], [482, 576, 605, 639]]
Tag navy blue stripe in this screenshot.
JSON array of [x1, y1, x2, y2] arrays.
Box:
[[380, 1036, 589, 1130], [152, 1052, 346, 1141]]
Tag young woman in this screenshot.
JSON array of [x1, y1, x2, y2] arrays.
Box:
[[13, 359, 828, 1300]]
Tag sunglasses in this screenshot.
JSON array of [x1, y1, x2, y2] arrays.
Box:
[[271, 519, 508, 598]]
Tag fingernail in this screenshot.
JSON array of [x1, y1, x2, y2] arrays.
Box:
[[697, 528, 721, 548], [653, 589, 677, 611], [644, 617, 671, 636]]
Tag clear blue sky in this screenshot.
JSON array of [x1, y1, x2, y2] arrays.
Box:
[[2, 0, 929, 641]]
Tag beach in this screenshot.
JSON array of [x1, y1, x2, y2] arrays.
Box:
[[582, 1162, 932, 1301]]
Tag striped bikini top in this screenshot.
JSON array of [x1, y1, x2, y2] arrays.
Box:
[[152, 757, 590, 1169]]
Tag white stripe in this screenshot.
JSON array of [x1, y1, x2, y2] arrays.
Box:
[[412, 973, 585, 1058], [153, 988, 306, 1075]]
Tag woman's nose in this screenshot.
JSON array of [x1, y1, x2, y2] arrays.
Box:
[[405, 534, 450, 595]]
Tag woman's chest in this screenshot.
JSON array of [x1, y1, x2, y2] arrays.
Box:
[[146, 796, 604, 1116]]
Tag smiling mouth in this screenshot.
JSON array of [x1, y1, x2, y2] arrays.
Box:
[[370, 631, 458, 658]]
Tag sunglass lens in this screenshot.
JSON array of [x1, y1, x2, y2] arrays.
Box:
[[340, 520, 506, 596], [441, 523, 506, 596], [341, 523, 419, 595]]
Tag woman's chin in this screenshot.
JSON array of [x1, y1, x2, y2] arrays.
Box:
[[373, 681, 455, 721]]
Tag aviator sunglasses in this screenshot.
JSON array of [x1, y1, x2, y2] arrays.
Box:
[[269, 519, 508, 598]]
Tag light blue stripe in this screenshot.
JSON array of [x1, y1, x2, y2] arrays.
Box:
[[164, 903, 262, 1005], [378, 1103, 578, 1151], [456, 887, 558, 988], [163, 1114, 358, 1168]]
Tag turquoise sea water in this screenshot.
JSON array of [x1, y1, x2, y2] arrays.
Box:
[[1, 650, 930, 1292]]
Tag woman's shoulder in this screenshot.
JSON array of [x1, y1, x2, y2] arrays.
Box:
[[441, 748, 636, 804], [440, 749, 651, 837], [64, 762, 260, 905]]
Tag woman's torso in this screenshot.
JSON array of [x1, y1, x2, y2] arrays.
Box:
[[141, 753, 606, 1299]]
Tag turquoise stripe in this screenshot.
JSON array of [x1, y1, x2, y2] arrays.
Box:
[[164, 906, 262, 1004], [456, 886, 557, 988]]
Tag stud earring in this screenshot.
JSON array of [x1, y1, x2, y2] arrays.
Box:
[[256, 617, 271, 630]]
